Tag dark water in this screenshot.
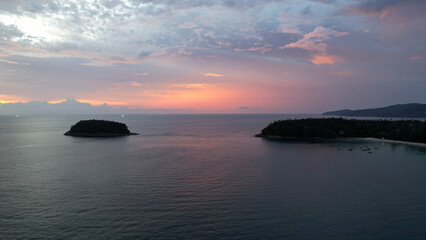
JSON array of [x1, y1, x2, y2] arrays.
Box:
[[1, 114, 426, 240]]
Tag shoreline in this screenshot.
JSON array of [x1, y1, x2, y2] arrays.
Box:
[[362, 137, 426, 148], [64, 131, 139, 137], [256, 134, 426, 148]]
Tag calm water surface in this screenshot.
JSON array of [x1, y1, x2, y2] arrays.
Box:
[[0, 115, 425, 239]]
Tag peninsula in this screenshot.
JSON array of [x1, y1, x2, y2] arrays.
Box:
[[256, 118, 426, 144], [323, 103, 426, 118], [64, 119, 138, 137]]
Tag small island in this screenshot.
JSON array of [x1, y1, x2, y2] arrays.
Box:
[[64, 119, 138, 137], [256, 118, 426, 144]]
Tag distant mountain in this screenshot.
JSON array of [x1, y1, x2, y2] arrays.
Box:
[[323, 103, 426, 118], [0, 99, 198, 115]]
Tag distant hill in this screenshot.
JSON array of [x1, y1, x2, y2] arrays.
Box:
[[323, 103, 426, 118], [0, 98, 198, 115]]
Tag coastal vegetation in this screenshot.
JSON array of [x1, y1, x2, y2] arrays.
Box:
[[64, 119, 138, 137], [256, 118, 426, 143]]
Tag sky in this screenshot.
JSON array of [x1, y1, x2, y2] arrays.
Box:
[[0, 0, 425, 114]]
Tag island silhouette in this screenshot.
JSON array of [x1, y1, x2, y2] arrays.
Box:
[[256, 118, 426, 144], [64, 119, 138, 137]]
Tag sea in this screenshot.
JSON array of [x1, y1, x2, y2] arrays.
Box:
[[0, 114, 425, 240]]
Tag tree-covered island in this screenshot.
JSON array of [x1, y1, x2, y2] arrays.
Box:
[[64, 119, 138, 137], [256, 118, 426, 144]]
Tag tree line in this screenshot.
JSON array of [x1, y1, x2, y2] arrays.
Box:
[[259, 118, 426, 143]]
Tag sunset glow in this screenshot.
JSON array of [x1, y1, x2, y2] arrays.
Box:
[[47, 99, 67, 104], [311, 54, 342, 65], [203, 73, 223, 77], [0, 0, 424, 113], [0, 95, 28, 104]]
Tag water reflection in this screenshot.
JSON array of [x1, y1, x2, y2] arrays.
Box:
[[0, 115, 425, 239]]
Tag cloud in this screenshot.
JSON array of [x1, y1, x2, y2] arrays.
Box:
[[176, 48, 192, 56], [280, 26, 348, 52], [203, 73, 223, 77], [0, 51, 8, 58], [0, 0, 318, 67], [178, 22, 198, 29], [81, 56, 143, 67], [174, 83, 218, 89], [280, 26, 348, 64], [0, 22, 24, 40], [0, 0, 425, 113], [278, 24, 302, 35], [137, 50, 152, 59], [0, 0, 348, 67], [344, 0, 402, 15], [341, 0, 426, 21], [129, 82, 143, 87], [234, 45, 272, 54], [379, 8, 391, 19], [311, 54, 342, 64], [0, 58, 30, 65]]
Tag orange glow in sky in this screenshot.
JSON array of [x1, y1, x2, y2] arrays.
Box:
[[76, 99, 131, 107], [311, 54, 342, 64], [0, 95, 28, 104], [203, 73, 223, 77], [47, 99, 67, 104], [78, 86, 244, 110]]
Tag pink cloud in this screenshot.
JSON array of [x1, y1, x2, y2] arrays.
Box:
[[280, 26, 348, 52], [311, 54, 342, 65], [0, 58, 30, 65], [379, 8, 392, 19], [176, 48, 192, 56], [280, 27, 347, 65], [129, 82, 143, 87], [203, 73, 223, 77], [0, 52, 9, 57], [343, 5, 398, 20], [173, 83, 218, 89]]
